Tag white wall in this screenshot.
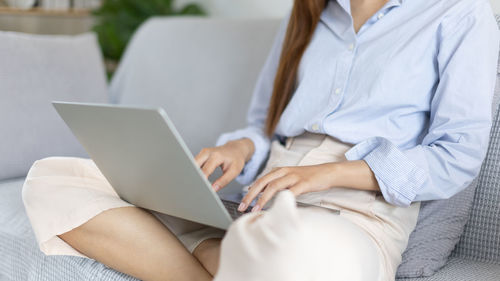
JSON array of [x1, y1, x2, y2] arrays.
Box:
[[175, 0, 292, 18], [208, 0, 292, 18], [217, 1, 500, 17], [491, 0, 500, 14], [180, 0, 499, 18]]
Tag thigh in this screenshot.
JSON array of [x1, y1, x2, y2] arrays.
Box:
[[301, 208, 383, 281], [215, 191, 383, 281], [152, 211, 225, 253], [152, 211, 206, 236]]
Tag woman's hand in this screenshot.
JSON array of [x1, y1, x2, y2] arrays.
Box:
[[195, 138, 255, 191], [238, 163, 339, 212]]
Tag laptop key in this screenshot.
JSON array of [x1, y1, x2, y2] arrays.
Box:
[[221, 200, 250, 220]]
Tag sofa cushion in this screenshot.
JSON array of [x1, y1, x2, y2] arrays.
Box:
[[453, 102, 500, 263], [396, 179, 480, 277], [396, 257, 500, 281], [453, 16, 500, 262], [0, 32, 108, 181]]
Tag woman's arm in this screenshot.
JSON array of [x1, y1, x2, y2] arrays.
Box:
[[343, 4, 500, 207], [328, 160, 379, 191], [238, 160, 379, 212]]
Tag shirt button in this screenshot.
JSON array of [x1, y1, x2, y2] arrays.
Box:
[[348, 43, 355, 51], [311, 123, 320, 131], [377, 13, 384, 20], [334, 88, 342, 95]]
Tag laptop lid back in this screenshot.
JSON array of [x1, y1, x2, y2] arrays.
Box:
[[53, 102, 233, 230]]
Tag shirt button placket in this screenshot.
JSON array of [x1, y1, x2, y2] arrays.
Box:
[[329, 40, 356, 111]]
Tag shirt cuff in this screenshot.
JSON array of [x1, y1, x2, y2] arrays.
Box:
[[344, 137, 427, 207], [216, 127, 271, 185]]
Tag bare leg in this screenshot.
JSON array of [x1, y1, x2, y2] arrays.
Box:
[[193, 238, 222, 276], [59, 207, 212, 281]]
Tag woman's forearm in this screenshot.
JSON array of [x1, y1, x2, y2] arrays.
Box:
[[239, 160, 381, 211], [327, 160, 380, 192]]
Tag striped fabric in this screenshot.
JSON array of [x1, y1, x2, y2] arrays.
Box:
[[397, 257, 500, 281]]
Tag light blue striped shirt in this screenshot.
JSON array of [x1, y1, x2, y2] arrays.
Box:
[[216, 0, 500, 206]]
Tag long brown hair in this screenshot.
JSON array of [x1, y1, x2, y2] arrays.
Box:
[[265, 0, 327, 136]]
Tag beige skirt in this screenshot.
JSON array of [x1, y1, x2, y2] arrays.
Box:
[[22, 132, 420, 280]]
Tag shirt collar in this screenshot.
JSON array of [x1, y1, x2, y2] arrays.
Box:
[[336, 0, 351, 14], [332, 0, 404, 15], [320, 0, 405, 38], [385, 0, 404, 9], [320, 1, 353, 39]]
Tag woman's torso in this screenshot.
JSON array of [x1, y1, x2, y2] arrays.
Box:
[[275, 0, 487, 149]]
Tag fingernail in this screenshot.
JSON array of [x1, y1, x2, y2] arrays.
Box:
[[251, 204, 261, 212], [213, 184, 220, 191], [238, 202, 247, 212]]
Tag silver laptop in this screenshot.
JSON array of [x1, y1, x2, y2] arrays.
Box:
[[53, 102, 339, 230]]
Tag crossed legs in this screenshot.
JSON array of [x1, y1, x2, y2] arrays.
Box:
[[59, 206, 221, 281], [22, 157, 222, 281]]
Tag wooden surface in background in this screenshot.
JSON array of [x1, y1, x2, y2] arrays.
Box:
[[0, 5, 94, 35], [0, 6, 90, 16]]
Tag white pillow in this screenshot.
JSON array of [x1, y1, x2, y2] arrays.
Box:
[[0, 32, 108, 180]]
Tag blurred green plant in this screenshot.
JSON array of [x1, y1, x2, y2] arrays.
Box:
[[92, 0, 206, 63]]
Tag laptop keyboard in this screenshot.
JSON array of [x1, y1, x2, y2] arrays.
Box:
[[222, 199, 250, 220], [221, 199, 340, 220]]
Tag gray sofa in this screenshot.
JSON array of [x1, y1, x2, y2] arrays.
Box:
[[1, 16, 499, 281]]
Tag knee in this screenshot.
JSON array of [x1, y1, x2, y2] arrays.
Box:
[[280, 210, 382, 281], [308, 216, 381, 281], [216, 191, 382, 281], [22, 157, 88, 207], [27, 157, 87, 178]]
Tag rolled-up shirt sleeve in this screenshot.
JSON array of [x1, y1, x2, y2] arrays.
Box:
[[345, 4, 500, 207], [215, 15, 290, 185]]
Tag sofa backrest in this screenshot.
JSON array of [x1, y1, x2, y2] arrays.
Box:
[[109, 17, 281, 156], [453, 14, 500, 264], [0, 32, 108, 181]]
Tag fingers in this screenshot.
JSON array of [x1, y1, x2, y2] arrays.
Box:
[[254, 175, 298, 212], [201, 156, 223, 179], [213, 165, 242, 191], [238, 167, 288, 212], [197, 147, 243, 191], [194, 148, 210, 167]]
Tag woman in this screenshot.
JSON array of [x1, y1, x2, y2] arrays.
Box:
[[22, 0, 499, 280]]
